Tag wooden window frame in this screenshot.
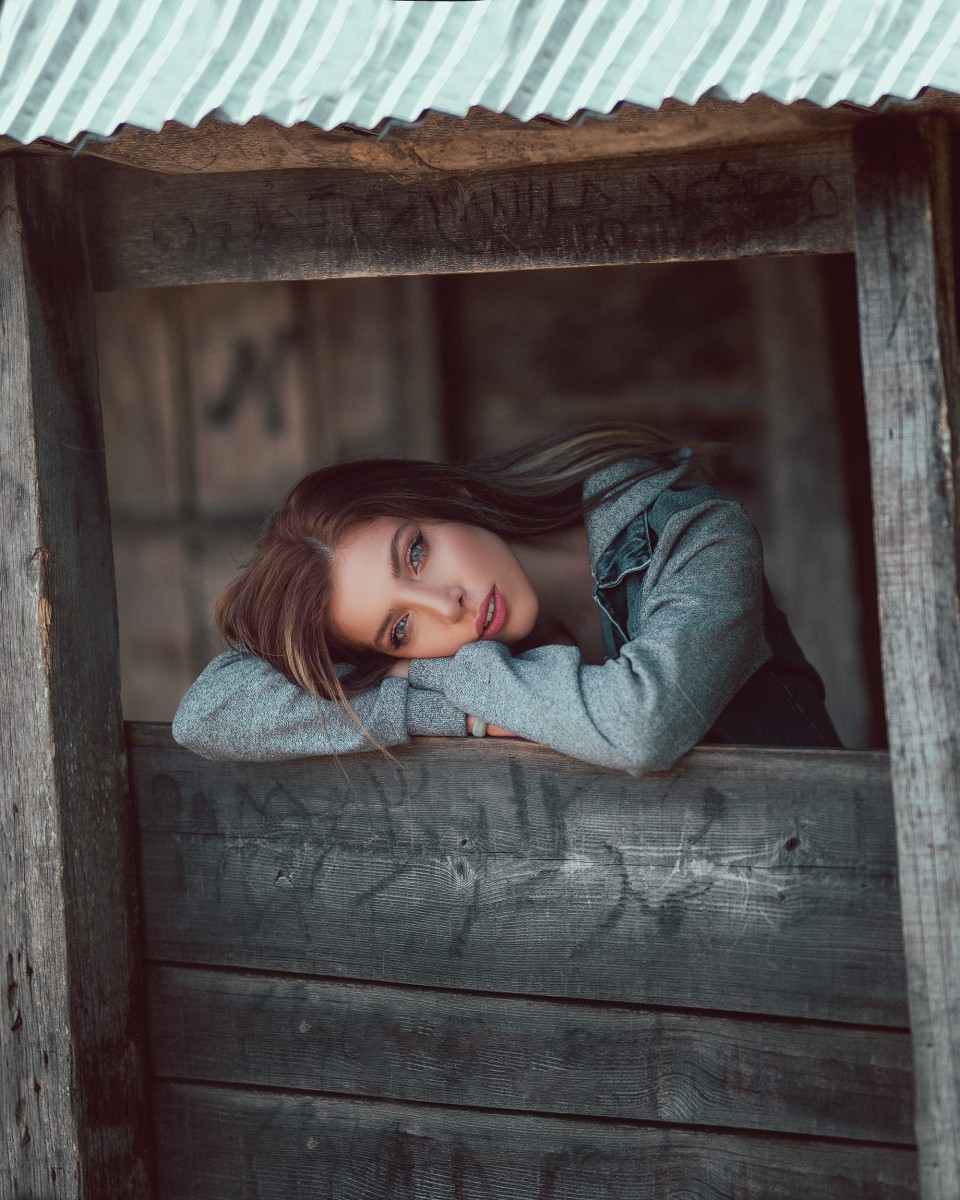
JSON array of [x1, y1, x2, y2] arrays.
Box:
[[2, 107, 958, 1198]]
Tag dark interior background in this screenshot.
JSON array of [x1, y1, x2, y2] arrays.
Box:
[[95, 254, 883, 747]]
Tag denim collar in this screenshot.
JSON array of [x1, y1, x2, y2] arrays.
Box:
[[583, 454, 694, 656], [594, 513, 662, 654], [582, 452, 692, 571]]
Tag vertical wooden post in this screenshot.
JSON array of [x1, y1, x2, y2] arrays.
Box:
[[0, 159, 152, 1196], [853, 115, 960, 1199], [744, 255, 869, 747]]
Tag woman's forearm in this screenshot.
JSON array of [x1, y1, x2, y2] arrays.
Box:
[[172, 648, 466, 761], [408, 496, 769, 774]]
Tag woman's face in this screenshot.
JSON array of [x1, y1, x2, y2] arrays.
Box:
[[329, 518, 539, 659]]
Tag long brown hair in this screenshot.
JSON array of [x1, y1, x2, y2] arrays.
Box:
[[215, 423, 693, 713]]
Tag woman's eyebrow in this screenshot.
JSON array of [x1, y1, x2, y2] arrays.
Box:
[[373, 610, 393, 651], [389, 523, 407, 580], [372, 524, 408, 650]]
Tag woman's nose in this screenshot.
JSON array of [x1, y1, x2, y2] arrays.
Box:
[[418, 585, 466, 621]]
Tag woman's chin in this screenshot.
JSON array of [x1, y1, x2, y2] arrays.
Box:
[[497, 618, 539, 651]]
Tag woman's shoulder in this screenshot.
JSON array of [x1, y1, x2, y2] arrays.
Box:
[[583, 450, 700, 561], [583, 450, 690, 494]]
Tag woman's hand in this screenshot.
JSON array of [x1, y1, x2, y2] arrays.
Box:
[[388, 659, 517, 738], [466, 714, 519, 738]]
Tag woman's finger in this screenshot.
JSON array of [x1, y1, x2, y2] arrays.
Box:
[[467, 714, 519, 738]]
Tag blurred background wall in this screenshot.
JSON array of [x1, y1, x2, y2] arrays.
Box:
[[95, 255, 882, 747]]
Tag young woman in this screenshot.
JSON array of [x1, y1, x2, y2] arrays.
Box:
[[173, 423, 841, 771]]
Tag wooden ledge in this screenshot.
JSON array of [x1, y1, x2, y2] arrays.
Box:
[[128, 721, 904, 1026], [6, 90, 960, 178], [127, 718, 889, 773], [80, 133, 855, 291]]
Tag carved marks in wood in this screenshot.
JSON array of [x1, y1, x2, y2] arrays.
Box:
[[130, 731, 907, 1024], [82, 136, 853, 291], [132, 732, 913, 1195]]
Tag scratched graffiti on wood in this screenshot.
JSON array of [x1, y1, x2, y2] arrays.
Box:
[[182, 282, 313, 515], [81, 135, 853, 290], [203, 331, 300, 434], [133, 729, 914, 1194], [129, 729, 906, 1025]]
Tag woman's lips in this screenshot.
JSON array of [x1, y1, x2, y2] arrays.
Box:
[[476, 585, 507, 639]]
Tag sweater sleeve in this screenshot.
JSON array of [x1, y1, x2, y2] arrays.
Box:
[[172, 648, 467, 761], [407, 495, 771, 774]]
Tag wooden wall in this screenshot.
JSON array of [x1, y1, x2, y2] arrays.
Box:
[[95, 257, 880, 745], [96, 277, 444, 720], [129, 729, 915, 1198]]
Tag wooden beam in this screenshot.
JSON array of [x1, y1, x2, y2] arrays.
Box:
[[80, 135, 854, 291], [7, 92, 960, 177], [0, 159, 151, 1198], [853, 114, 960, 1200], [129, 728, 907, 1025], [153, 1082, 918, 1200], [148, 964, 913, 1143]]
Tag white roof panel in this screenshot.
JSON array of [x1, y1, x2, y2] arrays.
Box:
[[2, 0, 960, 144]]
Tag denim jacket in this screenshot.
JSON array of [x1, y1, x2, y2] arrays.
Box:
[[173, 457, 838, 772], [590, 477, 839, 752], [593, 505, 658, 660]]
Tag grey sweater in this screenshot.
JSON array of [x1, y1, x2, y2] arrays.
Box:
[[172, 458, 770, 773]]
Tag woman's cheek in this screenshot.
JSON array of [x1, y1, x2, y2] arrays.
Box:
[[511, 592, 538, 642]]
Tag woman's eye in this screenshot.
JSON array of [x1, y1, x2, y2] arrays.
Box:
[[407, 531, 424, 571], [390, 614, 410, 650]]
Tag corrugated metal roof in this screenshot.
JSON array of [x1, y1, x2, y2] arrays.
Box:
[[3, 0, 960, 145]]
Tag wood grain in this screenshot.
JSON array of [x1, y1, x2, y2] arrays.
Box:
[[296, 276, 446, 463], [80, 135, 854, 291], [94, 288, 184, 516], [853, 114, 960, 1200], [111, 526, 195, 723], [0, 159, 151, 1197], [148, 963, 913, 1143], [9, 92, 960, 177], [129, 727, 907, 1024], [743, 256, 869, 747], [151, 1081, 918, 1200], [177, 281, 315, 516]]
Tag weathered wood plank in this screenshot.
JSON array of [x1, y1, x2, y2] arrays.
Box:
[[152, 1081, 918, 1200], [129, 727, 907, 1024], [94, 288, 184, 517], [177, 281, 315, 517], [0, 159, 151, 1197], [10, 92, 960, 177], [111, 526, 195, 723], [81, 135, 854, 291], [296, 276, 446, 463], [853, 114, 960, 1200], [148, 964, 913, 1144]]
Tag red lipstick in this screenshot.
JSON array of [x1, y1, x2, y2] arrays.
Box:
[[476, 585, 506, 639]]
